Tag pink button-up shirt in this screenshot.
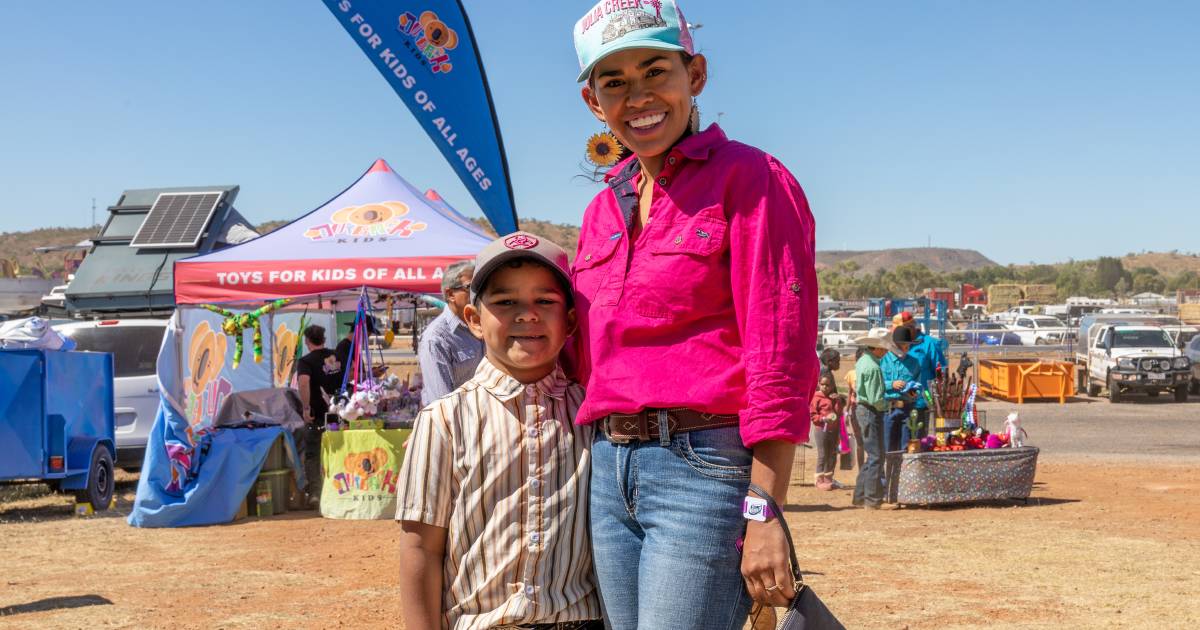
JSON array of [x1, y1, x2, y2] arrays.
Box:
[[571, 124, 818, 446]]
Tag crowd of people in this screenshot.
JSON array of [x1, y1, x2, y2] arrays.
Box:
[[813, 312, 947, 508]]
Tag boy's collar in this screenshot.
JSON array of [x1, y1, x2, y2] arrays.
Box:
[[474, 356, 570, 402]]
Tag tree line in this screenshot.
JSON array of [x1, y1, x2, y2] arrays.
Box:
[[818, 257, 1200, 301]]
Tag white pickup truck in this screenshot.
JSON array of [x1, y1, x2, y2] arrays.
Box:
[[1008, 315, 1073, 345], [1077, 324, 1191, 402]]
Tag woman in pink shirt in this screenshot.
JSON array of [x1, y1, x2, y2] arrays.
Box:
[[571, 1, 819, 627]]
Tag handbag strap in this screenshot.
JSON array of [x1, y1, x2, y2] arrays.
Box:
[[747, 482, 803, 585]]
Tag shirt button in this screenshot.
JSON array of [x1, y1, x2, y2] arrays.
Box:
[[673, 235, 683, 245], [667, 156, 677, 165], [584, 254, 592, 261], [527, 428, 538, 438], [530, 533, 541, 543], [530, 478, 541, 488], [658, 177, 668, 186], [524, 585, 535, 596], [790, 282, 802, 293]]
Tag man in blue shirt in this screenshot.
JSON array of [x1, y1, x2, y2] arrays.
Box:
[[894, 311, 947, 440], [881, 326, 921, 452]]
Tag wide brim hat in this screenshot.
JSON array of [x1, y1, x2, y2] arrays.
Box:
[[573, 0, 695, 83], [470, 232, 572, 303]]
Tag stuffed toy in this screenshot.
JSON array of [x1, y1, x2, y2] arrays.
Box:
[[200, 298, 290, 369], [1004, 412, 1028, 448]]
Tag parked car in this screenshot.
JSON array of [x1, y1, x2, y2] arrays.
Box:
[[1078, 325, 1190, 402], [817, 317, 871, 348], [946, 322, 1023, 346], [1009, 315, 1073, 345], [1185, 335, 1200, 395], [54, 319, 167, 469]]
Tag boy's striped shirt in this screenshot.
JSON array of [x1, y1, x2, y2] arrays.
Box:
[[397, 357, 599, 629]]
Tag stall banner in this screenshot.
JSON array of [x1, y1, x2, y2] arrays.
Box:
[[321, 0, 518, 234], [270, 311, 336, 388], [181, 307, 274, 429], [320, 428, 412, 520]]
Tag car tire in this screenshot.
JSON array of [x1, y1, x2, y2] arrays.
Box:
[[1108, 374, 1121, 403], [1190, 380, 1200, 395], [1147, 390, 1159, 397], [1086, 377, 1101, 398], [1175, 385, 1189, 403], [76, 445, 115, 512], [1035, 338, 1047, 346]]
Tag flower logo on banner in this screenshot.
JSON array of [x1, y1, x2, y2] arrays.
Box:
[[397, 10, 459, 74], [304, 201, 428, 241], [504, 234, 539, 250]]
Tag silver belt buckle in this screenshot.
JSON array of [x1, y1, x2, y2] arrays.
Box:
[[604, 416, 633, 444]]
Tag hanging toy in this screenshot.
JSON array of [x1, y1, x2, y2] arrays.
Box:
[[200, 298, 291, 369]]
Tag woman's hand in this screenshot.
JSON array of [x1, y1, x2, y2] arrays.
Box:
[[743, 439, 798, 607], [741, 517, 796, 607]]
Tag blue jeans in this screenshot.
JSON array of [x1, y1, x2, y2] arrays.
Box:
[[883, 405, 910, 453], [853, 404, 884, 506], [590, 426, 753, 630]]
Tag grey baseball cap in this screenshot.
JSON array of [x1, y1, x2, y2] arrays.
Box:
[[469, 231, 572, 303]]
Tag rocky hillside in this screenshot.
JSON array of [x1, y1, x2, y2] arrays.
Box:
[[816, 248, 997, 275]]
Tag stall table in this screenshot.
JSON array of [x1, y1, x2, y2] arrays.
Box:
[[320, 428, 411, 519], [884, 447, 1039, 506]]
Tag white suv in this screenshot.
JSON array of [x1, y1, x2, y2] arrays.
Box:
[[55, 319, 167, 469]]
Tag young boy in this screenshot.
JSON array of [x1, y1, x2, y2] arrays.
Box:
[[395, 232, 602, 630]]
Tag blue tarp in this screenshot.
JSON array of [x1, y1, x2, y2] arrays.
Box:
[[129, 316, 304, 528]]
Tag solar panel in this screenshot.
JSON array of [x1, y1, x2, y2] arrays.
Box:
[[129, 192, 223, 248]]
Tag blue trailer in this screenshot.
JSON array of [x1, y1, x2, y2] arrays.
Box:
[[0, 349, 116, 511]]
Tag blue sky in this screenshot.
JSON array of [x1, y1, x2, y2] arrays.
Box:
[[1, 1, 1197, 265]]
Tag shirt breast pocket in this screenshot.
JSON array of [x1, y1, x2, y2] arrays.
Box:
[[634, 212, 728, 320], [572, 233, 623, 304]]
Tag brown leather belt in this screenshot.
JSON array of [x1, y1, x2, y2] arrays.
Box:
[[603, 408, 739, 444]]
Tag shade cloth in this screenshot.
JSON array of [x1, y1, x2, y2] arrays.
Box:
[[320, 428, 411, 520]]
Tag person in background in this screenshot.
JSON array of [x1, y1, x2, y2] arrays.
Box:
[[881, 326, 922, 453], [333, 316, 388, 390], [894, 310, 946, 437], [810, 373, 845, 491], [818, 348, 841, 392], [418, 260, 485, 406], [844, 346, 866, 469], [852, 335, 890, 509], [296, 325, 340, 505]]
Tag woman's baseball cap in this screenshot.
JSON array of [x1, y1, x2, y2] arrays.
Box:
[[470, 232, 573, 304], [573, 0, 695, 83]]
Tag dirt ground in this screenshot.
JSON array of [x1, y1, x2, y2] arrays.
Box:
[[2, 447, 1198, 629]]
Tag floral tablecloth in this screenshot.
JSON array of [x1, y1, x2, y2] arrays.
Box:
[[884, 447, 1039, 506]]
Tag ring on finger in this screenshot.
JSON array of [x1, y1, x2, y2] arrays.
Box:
[[764, 584, 780, 592]]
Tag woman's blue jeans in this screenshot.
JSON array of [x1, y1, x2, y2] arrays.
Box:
[[590, 426, 753, 630]]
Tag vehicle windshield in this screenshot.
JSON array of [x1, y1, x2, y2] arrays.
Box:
[[973, 323, 1004, 330], [59, 325, 164, 378], [1111, 330, 1173, 349], [1031, 317, 1062, 327], [841, 320, 870, 331]]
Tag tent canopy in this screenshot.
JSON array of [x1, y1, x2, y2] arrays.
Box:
[[174, 159, 494, 305]]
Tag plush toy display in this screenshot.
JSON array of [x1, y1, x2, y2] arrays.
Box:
[[1005, 412, 1028, 448], [200, 298, 291, 369]]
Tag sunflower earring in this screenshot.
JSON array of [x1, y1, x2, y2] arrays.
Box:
[[586, 129, 624, 167]]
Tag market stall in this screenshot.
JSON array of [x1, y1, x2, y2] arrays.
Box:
[[129, 159, 493, 527], [882, 367, 1039, 507]]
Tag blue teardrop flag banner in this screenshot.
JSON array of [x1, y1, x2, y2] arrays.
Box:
[[322, 0, 518, 234]]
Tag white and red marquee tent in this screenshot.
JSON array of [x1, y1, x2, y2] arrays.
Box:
[[174, 159, 494, 305]]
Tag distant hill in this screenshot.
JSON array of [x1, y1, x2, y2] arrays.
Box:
[[0, 226, 98, 279], [1122, 251, 1200, 277], [816, 248, 997, 275]]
